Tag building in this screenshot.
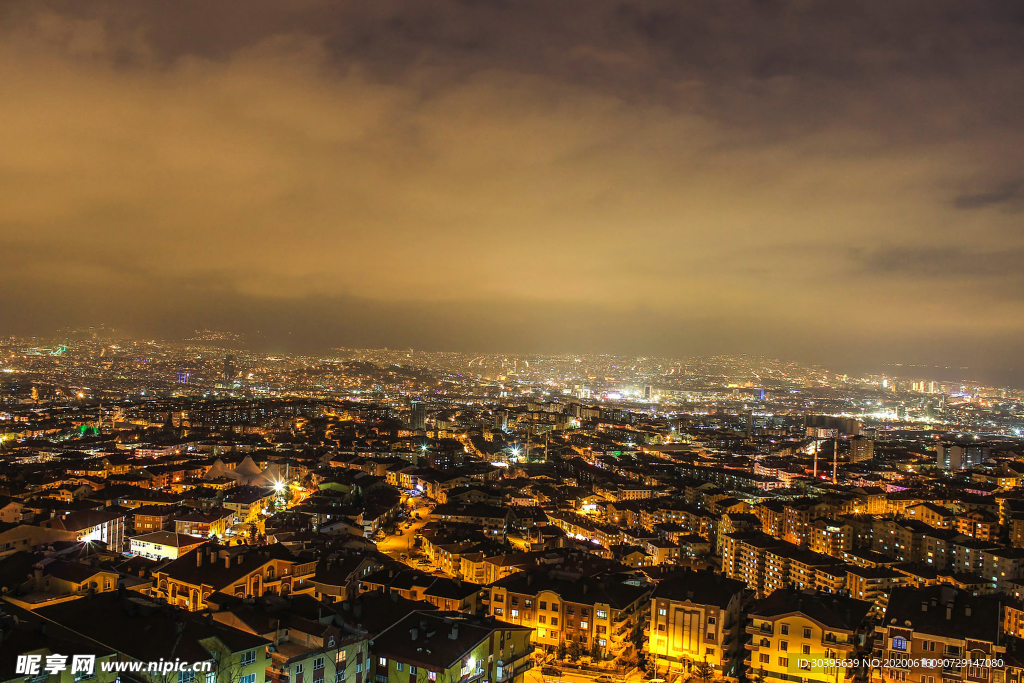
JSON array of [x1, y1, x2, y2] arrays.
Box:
[[487, 569, 650, 661], [808, 519, 853, 557], [372, 611, 534, 683], [981, 548, 1024, 593], [849, 436, 875, 464], [210, 595, 369, 683], [875, 586, 1005, 683], [32, 591, 272, 683], [937, 443, 989, 471], [410, 400, 427, 431], [745, 589, 872, 683], [40, 510, 126, 552], [129, 531, 207, 560], [175, 507, 235, 538], [649, 568, 747, 679], [223, 487, 275, 525], [844, 566, 908, 615], [905, 503, 955, 530], [0, 606, 120, 683], [153, 544, 316, 611], [359, 568, 483, 614], [131, 504, 180, 533]]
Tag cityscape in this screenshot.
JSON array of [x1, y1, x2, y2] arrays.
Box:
[[3, 3, 1024, 683], [3, 333, 1024, 683]]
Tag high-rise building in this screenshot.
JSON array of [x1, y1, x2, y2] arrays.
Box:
[[849, 435, 874, 463], [409, 399, 426, 431], [936, 441, 989, 470], [222, 354, 236, 384]]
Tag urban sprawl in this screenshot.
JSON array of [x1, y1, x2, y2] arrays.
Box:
[[2, 335, 1024, 683]]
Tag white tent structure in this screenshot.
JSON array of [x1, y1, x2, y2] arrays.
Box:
[[204, 455, 283, 488]]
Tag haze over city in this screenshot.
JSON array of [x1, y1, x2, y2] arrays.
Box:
[[3, 1, 1024, 370]]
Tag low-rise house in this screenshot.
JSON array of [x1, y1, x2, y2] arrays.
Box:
[[129, 531, 207, 560]]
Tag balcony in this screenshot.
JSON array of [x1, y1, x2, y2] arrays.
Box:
[[745, 639, 766, 652], [746, 624, 773, 635], [822, 636, 854, 648], [497, 656, 535, 682]]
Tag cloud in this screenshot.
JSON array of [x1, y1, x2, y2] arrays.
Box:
[[953, 181, 1024, 211], [1, 0, 1024, 371]]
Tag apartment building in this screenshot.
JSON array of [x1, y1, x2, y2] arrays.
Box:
[[153, 543, 316, 611], [649, 569, 747, 678], [372, 612, 534, 683], [875, 586, 1006, 683], [745, 589, 872, 683], [487, 569, 650, 660]]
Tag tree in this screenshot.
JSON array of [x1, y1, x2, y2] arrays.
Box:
[[752, 667, 767, 683], [557, 640, 568, 662], [567, 640, 583, 662], [590, 640, 603, 662], [694, 659, 715, 683]]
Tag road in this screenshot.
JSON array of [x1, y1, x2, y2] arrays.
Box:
[[523, 663, 643, 683], [376, 495, 434, 557]]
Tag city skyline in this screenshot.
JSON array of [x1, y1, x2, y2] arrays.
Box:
[[5, 329, 1023, 392], [3, 1, 1024, 369]]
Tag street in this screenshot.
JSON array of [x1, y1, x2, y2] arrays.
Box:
[[375, 494, 434, 558], [523, 662, 643, 683]]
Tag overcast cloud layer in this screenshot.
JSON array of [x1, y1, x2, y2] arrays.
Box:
[[2, 1, 1023, 371]]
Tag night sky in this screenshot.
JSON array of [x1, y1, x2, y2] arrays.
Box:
[[3, 1, 1024, 370]]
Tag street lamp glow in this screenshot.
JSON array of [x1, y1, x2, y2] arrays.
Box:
[[273, 480, 286, 493]]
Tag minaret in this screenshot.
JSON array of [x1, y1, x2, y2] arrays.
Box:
[[813, 438, 819, 479], [832, 437, 838, 484]]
